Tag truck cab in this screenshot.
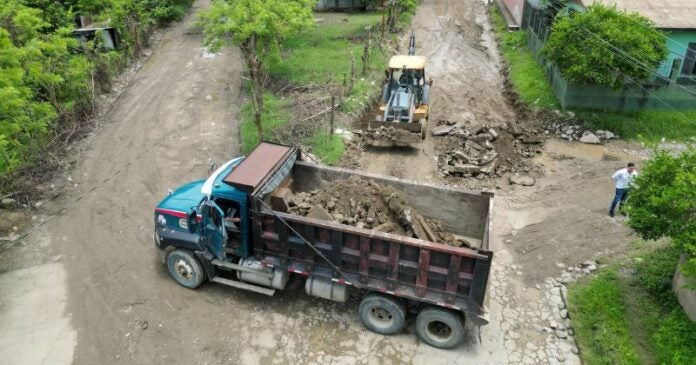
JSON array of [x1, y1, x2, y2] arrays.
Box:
[[154, 157, 252, 263]]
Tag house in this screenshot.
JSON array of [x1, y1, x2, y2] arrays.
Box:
[[586, 0, 696, 84], [517, 0, 696, 110], [315, 0, 369, 11]]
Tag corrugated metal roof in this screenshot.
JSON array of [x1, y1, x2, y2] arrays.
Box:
[[590, 0, 696, 29]]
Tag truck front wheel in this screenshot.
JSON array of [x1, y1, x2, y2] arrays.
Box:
[[415, 307, 465, 349], [166, 249, 206, 289], [358, 294, 406, 335]]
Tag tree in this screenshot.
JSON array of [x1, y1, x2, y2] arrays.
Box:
[[198, 0, 314, 143], [541, 4, 667, 88], [627, 148, 696, 279]]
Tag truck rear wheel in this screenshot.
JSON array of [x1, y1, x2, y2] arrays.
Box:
[[166, 249, 206, 289], [358, 294, 406, 335], [415, 307, 465, 349]]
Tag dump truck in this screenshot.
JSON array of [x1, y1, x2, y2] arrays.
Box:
[[364, 34, 431, 148], [154, 142, 493, 349]]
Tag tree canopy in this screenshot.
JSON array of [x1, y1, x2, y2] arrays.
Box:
[[199, 0, 314, 142], [541, 4, 667, 88], [0, 0, 193, 176], [627, 148, 696, 278]]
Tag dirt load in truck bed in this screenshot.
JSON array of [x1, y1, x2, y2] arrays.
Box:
[[287, 175, 468, 247]]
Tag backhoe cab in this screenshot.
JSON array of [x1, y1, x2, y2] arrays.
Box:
[[366, 34, 431, 148]]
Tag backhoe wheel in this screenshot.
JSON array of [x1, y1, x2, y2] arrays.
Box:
[[166, 249, 206, 289], [359, 294, 406, 335], [415, 307, 465, 349]]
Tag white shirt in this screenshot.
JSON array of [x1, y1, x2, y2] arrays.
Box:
[[612, 168, 638, 189]]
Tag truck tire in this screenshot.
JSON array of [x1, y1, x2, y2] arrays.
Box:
[[358, 294, 406, 335], [415, 307, 465, 349], [166, 249, 206, 289]]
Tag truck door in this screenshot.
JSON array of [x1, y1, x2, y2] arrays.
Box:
[[201, 200, 227, 259]]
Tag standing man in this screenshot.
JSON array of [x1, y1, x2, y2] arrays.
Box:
[[609, 162, 638, 217]]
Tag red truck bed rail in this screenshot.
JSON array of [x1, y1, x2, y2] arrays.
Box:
[[253, 209, 492, 320]]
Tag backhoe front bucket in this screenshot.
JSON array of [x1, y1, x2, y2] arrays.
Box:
[[363, 120, 425, 148]]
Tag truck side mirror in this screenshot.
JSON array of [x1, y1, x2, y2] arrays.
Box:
[[188, 210, 199, 233]]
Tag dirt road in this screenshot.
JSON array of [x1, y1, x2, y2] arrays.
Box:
[[1, 0, 644, 364], [359, 0, 514, 183]]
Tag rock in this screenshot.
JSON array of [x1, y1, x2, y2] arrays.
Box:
[[452, 164, 481, 174], [1, 198, 16, 207], [509, 175, 536, 186], [560, 309, 568, 319], [605, 131, 616, 139], [307, 205, 333, 221], [453, 150, 471, 163], [556, 329, 568, 339], [480, 159, 498, 175], [432, 124, 458, 136], [579, 131, 601, 144], [521, 136, 543, 144], [444, 119, 457, 126], [571, 346, 579, 354], [471, 133, 493, 143], [488, 128, 499, 140]]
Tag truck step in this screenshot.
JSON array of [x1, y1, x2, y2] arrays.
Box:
[[211, 259, 273, 278], [210, 277, 276, 296]]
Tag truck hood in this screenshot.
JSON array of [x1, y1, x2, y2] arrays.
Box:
[[157, 179, 206, 212]]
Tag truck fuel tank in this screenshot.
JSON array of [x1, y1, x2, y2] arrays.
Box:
[[236, 259, 289, 290]]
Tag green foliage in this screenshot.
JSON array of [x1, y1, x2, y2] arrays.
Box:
[[490, 5, 558, 108], [240, 93, 290, 153], [267, 13, 385, 85], [568, 271, 642, 364], [306, 132, 344, 166], [542, 4, 667, 88], [199, 0, 314, 142], [199, 0, 315, 53], [627, 148, 696, 278], [569, 248, 696, 365], [634, 247, 682, 307], [578, 110, 696, 143], [0, 0, 193, 176]]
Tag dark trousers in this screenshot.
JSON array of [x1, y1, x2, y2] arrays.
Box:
[[609, 188, 629, 215]]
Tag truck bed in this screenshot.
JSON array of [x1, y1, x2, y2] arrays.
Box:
[[250, 161, 494, 321]]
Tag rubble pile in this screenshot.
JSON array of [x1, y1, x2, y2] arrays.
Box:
[[434, 122, 502, 178], [544, 123, 617, 144], [288, 176, 468, 247], [358, 126, 421, 147]]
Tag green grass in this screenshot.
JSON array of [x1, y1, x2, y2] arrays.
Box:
[[576, 110, 696, 143], [306, 132, 345, 165], [568, 247, 696, 365], [268, 13, 387, 86], [241, 13, 391, 163], [490, 6, 559, 109], [240, 93, 291, 154]]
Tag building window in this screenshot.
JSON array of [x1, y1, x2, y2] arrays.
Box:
[[682, 42, 696, 75]]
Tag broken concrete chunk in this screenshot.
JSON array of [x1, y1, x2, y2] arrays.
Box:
[[470, 133, 493, 143], [509, 175, 536, 186], [488, 128, 499, 140], [307, 205, 333, 221], [453, 150, 471, 163], [468, 141, 485, 151], [432, 124, 458, 136], [452, 164, 481, 174], [520, 136, 543, 144], [579, 131, 601, 144]]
